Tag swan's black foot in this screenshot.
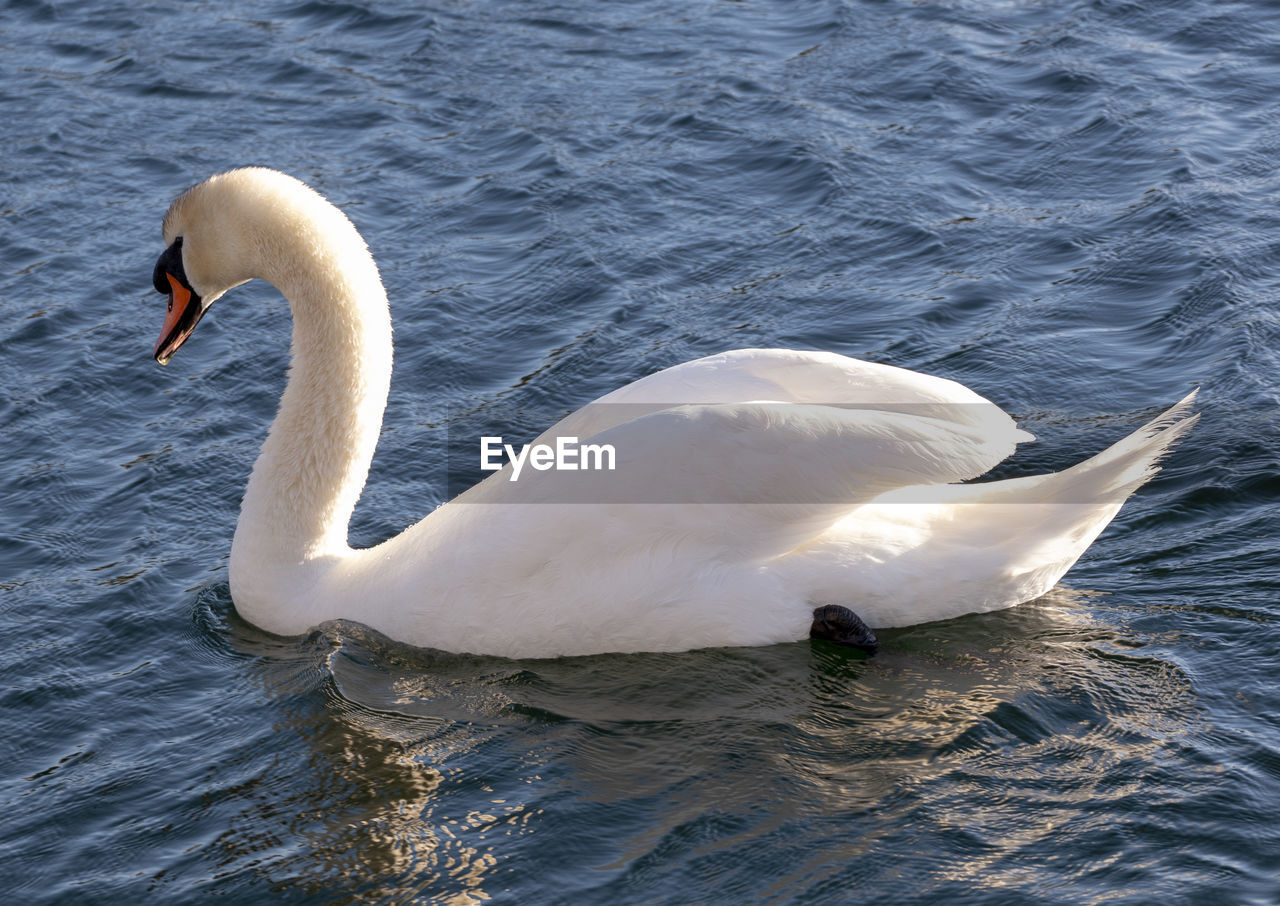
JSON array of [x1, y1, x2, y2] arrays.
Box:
[[810, 604, 878, 653]]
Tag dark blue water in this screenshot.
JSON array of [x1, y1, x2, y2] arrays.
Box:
[[2, 0, 1278, 902]]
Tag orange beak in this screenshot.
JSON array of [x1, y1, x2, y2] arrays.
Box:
[[157, 272, 191, 351], [152, 236, 208, 364], [153, 271, 207, 365]]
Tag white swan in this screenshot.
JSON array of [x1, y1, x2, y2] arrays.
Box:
[[152, 167, 1197, 658]]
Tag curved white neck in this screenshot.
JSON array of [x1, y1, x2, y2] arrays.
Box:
[[231, 220, 393, 566]]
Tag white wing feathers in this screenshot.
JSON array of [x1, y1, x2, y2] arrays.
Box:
[[498, 402, 1021, 507], [544, 348, 1032, 449], [461, 350, 1033, 561]]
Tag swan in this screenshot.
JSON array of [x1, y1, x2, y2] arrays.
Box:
[[151, 167, 1197, 658]]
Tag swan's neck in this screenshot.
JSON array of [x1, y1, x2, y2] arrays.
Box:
[[232, 221, 392, 565]]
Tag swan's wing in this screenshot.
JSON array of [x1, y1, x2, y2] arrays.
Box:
[[466, 400, 1021, 558], [543, 348, 1032, 452]]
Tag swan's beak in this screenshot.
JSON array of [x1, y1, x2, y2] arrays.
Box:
[[153, 240, 206, 365]]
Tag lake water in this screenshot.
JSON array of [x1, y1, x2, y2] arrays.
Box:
[[2, 0, 1279, 902]]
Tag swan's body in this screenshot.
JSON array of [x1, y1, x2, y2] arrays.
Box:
[[153, 168, 1197, 658]]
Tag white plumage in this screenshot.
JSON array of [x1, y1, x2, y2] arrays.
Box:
[[153, 168, 1197, 658]]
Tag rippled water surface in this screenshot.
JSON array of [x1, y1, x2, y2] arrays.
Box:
[[3, 0, 1279, 902]]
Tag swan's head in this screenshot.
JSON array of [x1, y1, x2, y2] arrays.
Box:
[[152, 167, 361, 364]]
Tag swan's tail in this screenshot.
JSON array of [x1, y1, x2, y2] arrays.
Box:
[[890, 389, 1200, 507], [1031, 389, 1199, 505]]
